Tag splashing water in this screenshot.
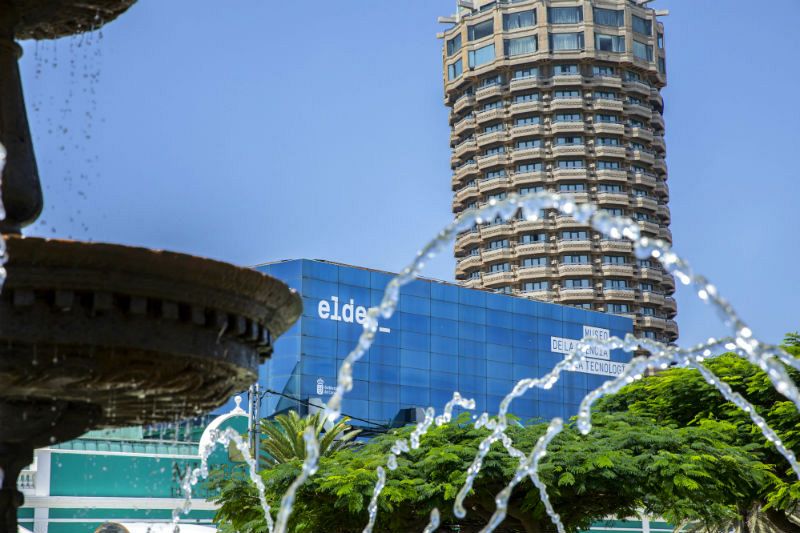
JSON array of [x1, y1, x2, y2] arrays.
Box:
[[0, 142, 7, 288], [167, 191, 800, 533]]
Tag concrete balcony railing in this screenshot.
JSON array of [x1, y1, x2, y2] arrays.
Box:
[[454, 161, 479, 182], [480, 223, 514, 239], [552, 168, 588, 181], [515, 242, 551, 256], [622, 80, 651, 96], [623, 102, 652, 119], [556, 239, 591, 253], [476, 83, 505, 101], [477, 130, 508, 147], [651, 113, 665, 131], [454, 138, 477, 159], [592, 122, 625, 136], [663, 296, 678, 316], [476, 153, 510, 169], [552, 74, 583, 85], [517, 265, 553, 280], [475, 107, 506, 124], [628, 126, 654, 143], [453, 116, 476, 136], [515, 219, 550, 232], [649, 89, 664, 108], [601, 264, 634, 277], [665, 319, 679, 338], [633, 171, 657, 188], [559, 191, 589, 204], [482, 247, 514, 263], [557, 263, 594, 277], [512, 170, 549, 187], [589, 75, 623, 89], [631, 149, 656, 166], [455, 230, 481, 251], [658, 226, 673, 243], [454, 184, 479, 204], [509, 76, 543, 91], [637, 220, 660, 235], [592, 98, 623, 112], [558, 287, 596, 300], [595, 192, 628, 206], [551, 144, 586, 158], [653, 158, 667, 174], [652, 135, 666, 153], [511, 147, 545, 161], [654, 178, 669, 197], [463, 277, 484, 289], [456, 255, 482, 272], [510, 123, 545, 138], [598, 239, 632, 253], [483, 271, 515, 286], [641, 290, 665, 306], [554, 215, 585, 229], [595, 168, 628, 181], [549, 98, 585, 112], [603, 288, 636, 300], [633, 196, 658, 211], [550, 121, 585, 134], [661, 274, 676, 293], [520, 288, 556, 301], [509, 101, 544, 115], [638, 266, 663, 282], [593, 145, 626, 158], [478, 176, 511, 193], [454, 94, 476, 114], [638, 316, 667, 330]]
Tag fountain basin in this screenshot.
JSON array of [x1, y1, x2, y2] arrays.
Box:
[[9, 0, 136, 40]]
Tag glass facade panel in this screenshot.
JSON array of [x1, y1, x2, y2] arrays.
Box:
[[249, 260, 633, 428]]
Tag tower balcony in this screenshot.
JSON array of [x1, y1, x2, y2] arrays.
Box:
[[510, 76, 543, 92], [476, 84, 505, 101], [454, 184, 479, 205], [658, 226, 673, 243], [622, 80, 651, 96], [515, 242, 551, 256], [556, 239, 592, 253], [455, 230, 481, 251], [631, 149, 656, 166], [589, 75, 623, 89], [601, 264, 634, 277], [598, 239, 632, 253], [454, 161, 479, 183], [592, 98, 623, 113], [637, 316, 667, 330], [628, 126, 654, 143], [512, 170, 549, 187], [641, 290, 665, 306], [477, 130, 509, 147], [558, 288, 596, 301], [653, 158, 668, 174], [661, 274, 676, 294], [595, 192, 628, 206], [517, 265, 554, 280], [633, 196, 658, 211], [593, 123, 625, 136], [652, 135, 666, 153], [478, 176, 511, 194], [475, 108, 506, 124], [638, 267, 663, 283], [595, 169, 628, 181], [593, 145, 626, 158], [462, 277, 484, 289], [663, 296, 678, 317], [482, 248, 514, 263], [656, 204, 671, 223], [633, 171, 657, 188], [651, 113, 665, 131], [515, 219, 551, 232], [637, 220, 660, 236], [453, 115, 476, 136], [550, 121, 585, 135], [509, 101, 544, 115], [665, 319, 679, 339], [454, 94, 476, 114], [553, 168, 588, 181], [483, 271, 515, 286], [554, 215, 585, 230], [559, 191, 589, 204], [603, 288, 636, 300], [520, 288, 556, 301], [511, 147, 546, 161], [551, 144, 586, 158], [557, 264, 594, 277], [549, 98, 585, 112], [456, 254, 482, 272], [454, 138, 478, 159], [623, 102, 652, 119], [476, 153, 510, 170], [510, 123, 545, 138]]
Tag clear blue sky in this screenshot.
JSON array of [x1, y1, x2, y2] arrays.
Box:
[[18, 0, 799, 347]]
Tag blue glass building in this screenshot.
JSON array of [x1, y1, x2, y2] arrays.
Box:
[[249, 259, 633, 429]]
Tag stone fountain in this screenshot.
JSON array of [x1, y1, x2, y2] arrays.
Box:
[[0, 2, 303, 531]]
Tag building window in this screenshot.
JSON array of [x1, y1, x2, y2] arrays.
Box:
[[447, 33, 463, 56], [522, 256, 547, 267], [519, 185, 544, 195], [483, 123, 504, 133], [520, 233, 546, 243], [603, 207, 624, 216], [469, 43, 497, 67], [657, 32, 664, 49], [517, 162, 542, 173], [484, 169, 507, 180], [514, 92, 539, 103], [658, 57, 666, 74], [554, 89, 580, 99], [637, 259, 653, 268], [642, 330, 657, 339], [597, 160, 620, 170], [640, 282, 654, 292], [629, 118, 645, 128], [467, 247, 480, 256], [598, 183, 623, 192], [549, 32, 585, 51], [594, 90, 616, 100], [488, 192, 507, 202], [624, 70, 642, 82], [559, 183, 585, 192], [573, 302, 593, 309], [503, 10, 536, 30], [553, 64, 578, 75], [557, 159, 584, 169], [548, 6, 583, 24], [555, 135, 582, 145], [447, 59, 463, 80], [497, 286, 514, 294], [523, 281, 549, 291], [468, 19, 494, 41], [596, 137, 620, 146], [516, 138, 541, 149], [641, 306, 656, 316], [561, 229, 588, 239], [515, 115, 540, 126], [487, 239, 509, 249], [632, 15, 652, 36], [595, 113, 618, 123], [595, 33, 625, 53], [593, 7, 623, 27], [483, 100, 503, 111], [483, 145, 505, 156], [562, 255, 589, 264], [480, 75, 503, 87], [603, 255, 626, 264], [554, 112, 581, 122], [633, 212, 650, 221], [513, 67, 538, 79], [633, 40, 653, 62], [607, 303, 630, 314], [593, 65, 615, 76], [563, 278, 591, 288], [604, 279, 629, 289], [505, 36, 538, 56], [468, 270, 481, 279], [489, 262, 510, 273]]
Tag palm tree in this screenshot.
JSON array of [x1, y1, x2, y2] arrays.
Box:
[[259, 410, 361, 468]]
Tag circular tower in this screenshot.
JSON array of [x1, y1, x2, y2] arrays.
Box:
[[442, 0, 677, 343]]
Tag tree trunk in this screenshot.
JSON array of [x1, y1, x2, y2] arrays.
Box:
[[764, 508, 800, 533]]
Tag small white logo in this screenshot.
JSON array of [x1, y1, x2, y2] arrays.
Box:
[[316, 378, 325, 395]]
